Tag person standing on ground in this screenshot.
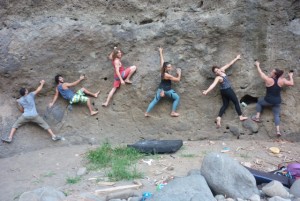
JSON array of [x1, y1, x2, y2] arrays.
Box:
[[2, 80, 62, 143], [102, 47, 137, 107], [145, 47, 181, 117], [252, 61, 294, 136], [49, 75, 100, 116], [202, 54, 248, 128]]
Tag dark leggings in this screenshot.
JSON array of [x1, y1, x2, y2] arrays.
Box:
[[256, 97, 281, 126], [218, 88, 242, 117]]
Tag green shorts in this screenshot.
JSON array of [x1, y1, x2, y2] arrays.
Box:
[[70, 89, 88, 104]]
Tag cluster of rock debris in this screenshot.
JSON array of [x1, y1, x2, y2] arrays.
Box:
[[17, 152, 300, 201]]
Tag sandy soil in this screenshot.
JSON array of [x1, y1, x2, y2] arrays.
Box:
[[1, 138, 300, 201]]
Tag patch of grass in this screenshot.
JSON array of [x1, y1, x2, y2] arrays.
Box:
[[201, 150, 208, 156], [13, 193, 22, 200], [87, 142, 145, 181], [32, 178, 43, 184], [108, 163, 143, 181], [239, 153, 250, 159], [63, 190, 70, 197], [87, 142, 112, 168], [179, 145, 186, 150], [144, 153, 160, 160], [42, 171, 55, 177], [180, 153, 196, 158], [66, 176, 81, 184]]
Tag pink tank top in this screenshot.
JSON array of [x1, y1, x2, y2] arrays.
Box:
[[113, 59, 125, 78]]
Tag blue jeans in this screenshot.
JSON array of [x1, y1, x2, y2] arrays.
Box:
[[146, 89, 180, 113], [256, 97, 281, 126]]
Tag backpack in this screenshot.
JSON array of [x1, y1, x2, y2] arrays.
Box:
[[287, 163, 300, 179]]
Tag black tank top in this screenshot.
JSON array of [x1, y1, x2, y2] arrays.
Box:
[[264, 78, 281, 104], [159, 74, 171, 91]]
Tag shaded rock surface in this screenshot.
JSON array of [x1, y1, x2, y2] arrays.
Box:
[[262, 180, 290, 198], [290, 179, 300, 198], [149, 170, 216, 201], [19, 186, 66, 201], [268, 197, 291, 201], [1, 1, 300, 158], [201, 152, 259, 199]]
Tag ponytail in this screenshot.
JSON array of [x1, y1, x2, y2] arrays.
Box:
[[161, 62, 170, 77], [275, 69, 284, 79]]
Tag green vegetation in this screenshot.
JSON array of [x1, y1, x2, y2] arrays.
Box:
[[63, 190, 71, 197], [239, 152, 250, 159], [201, 150, 209, 156], [13, 193, 22, 200], [32, 178, 43, 184], [87, 142, 145, 181], [66, 176, 81, 184], [179, 145, 186, 151], [42, 171, 55, 177]]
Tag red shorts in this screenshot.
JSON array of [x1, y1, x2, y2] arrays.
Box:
[[113, 67, 131, 88]]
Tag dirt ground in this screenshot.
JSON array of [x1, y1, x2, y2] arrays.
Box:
[[1, 138, 300, 201]]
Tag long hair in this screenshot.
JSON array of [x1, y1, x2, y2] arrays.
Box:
[[161, 62, 170, 77], [274, 69, 284, 79], [112, 48, 121, 61]]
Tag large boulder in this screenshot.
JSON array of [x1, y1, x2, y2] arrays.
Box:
[[201, 152, 259, 199], [290, 179, 300, 198], [150, 170, 216, 201], [19, 186, 65, 201]]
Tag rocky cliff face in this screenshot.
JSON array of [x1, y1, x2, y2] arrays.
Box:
[[1, 0, 299, 157]]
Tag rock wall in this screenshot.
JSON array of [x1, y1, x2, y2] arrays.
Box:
[[1, 0, 300, 157]]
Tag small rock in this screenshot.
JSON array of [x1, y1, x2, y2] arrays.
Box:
[[229, 125, 240, 137], [262, 180, 289, 198], [215, 194, 225, 201], [77, 167, 87, 176], [269, 147, 280, 154], [268, 196, 291, 201], [249, 194, 260, 201], [18, 192, 39, 201], [128, 197, 142, 201], [242, 119, 259, 133]]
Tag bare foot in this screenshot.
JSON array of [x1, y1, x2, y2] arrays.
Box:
[[215, 117, 221, 128], [94, 91, 100, 98], [145, 113, 150, 117], [102, 103, 108, 107], [239, 116, 248, 121], [170, 112, 180, 117], [91, 111, 98, 116], [251, 115, 261, 123], [124, 79, 132, 84]]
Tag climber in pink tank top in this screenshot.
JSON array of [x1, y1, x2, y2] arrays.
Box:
[[102, 47, 137, 107], [112, 60, 131, 88]]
